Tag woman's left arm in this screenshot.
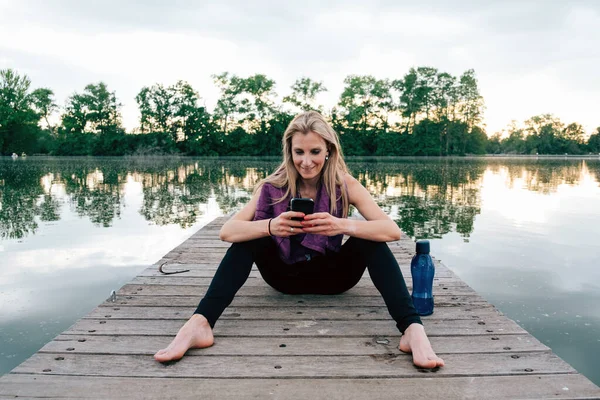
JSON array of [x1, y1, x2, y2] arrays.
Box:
[[301, 174, 401, 242]]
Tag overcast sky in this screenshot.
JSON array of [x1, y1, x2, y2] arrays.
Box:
[[1, 0, 598, 136]]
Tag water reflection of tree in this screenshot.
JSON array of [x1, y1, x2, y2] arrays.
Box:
[[137, 161, 275, 227], [64, 168, 122, 227], [0, 188, 40, 239], [2, 158, 597, 241], [71, 187, 121, 227], [140, 171, 210, 227], [485, 160, 592, 194], [348, 160, 486, 240], [0, 163, 45, 239], [38, 193, 61, 222], [585, 160, 600, 184], [0, 159, 273, 238]]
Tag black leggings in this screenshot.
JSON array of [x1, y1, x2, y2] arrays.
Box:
[[194, 237, 422, 333]]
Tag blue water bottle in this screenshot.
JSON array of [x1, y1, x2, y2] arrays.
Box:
[[411, 240, 435, 316]]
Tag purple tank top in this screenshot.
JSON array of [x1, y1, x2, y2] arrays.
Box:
[[253, 182, 344, 264]]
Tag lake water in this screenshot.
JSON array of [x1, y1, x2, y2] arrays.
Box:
[[1, 156, 599, 385]]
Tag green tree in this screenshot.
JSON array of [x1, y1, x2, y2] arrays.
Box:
[[465, 126, 488, 154], [136, 80, 213, 154], [59, 82, 124, 155], [84, 83, 122, 135], [283, 77, 327, 112], [0, 69, 41, 154], [524, 114, 563, 154], [502, 123, 527, 154], [339, 75, 393, 132], [61, 92, 88, 135], [62, 82, 122, 135], [432, 72, 458, 155], [561, 122, 585, 154], [212, 72, 245, 133], [30, 87, 58, 135], [457, 69, 484, 133], [212, 73, 279, 155], [172, 80, 199, 138], [135, 83, 177, 137], [394, 69, 419, 134], [587, 127, 600, 153], [411, 120, 442, 156], [242, 74, 277, 128], [415, 67, 438, 121], [486, 132, 502, 154]]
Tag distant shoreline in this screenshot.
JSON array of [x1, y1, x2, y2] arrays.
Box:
[[4, 154, 600, 161]]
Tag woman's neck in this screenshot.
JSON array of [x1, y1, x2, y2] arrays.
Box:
[[297, 179, 319, 199]]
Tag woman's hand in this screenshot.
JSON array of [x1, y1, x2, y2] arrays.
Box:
[[301, 212, 346, 236], [271, 211, 306, 237]]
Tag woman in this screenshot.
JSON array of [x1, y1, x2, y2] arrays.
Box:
[[154, 111, 444, 368]]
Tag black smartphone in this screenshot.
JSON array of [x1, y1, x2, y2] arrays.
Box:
[[290, 198, 314, 221]]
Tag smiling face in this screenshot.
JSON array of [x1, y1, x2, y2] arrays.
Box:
[[291, 130, 329, 184]]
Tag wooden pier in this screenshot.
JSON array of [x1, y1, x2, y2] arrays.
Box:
[[1, 216, 600, 399]]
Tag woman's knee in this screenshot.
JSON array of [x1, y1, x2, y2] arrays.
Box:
[[348, 236, 388, 247], [227, 237, 272, 255], [346, 237, 391, 257]]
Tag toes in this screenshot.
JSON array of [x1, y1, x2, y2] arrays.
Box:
[[154, 349, 174, 361], [416, 359, 437, 369], [413, 354, 445, 369], [154, 349, 169, 357]]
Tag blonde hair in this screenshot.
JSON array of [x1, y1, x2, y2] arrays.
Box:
[[255, 111, 349, 217]]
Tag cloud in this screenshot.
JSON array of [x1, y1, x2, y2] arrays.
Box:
[[0, 0, 598, 134]]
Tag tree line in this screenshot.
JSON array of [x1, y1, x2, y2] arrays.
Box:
[[1, 68, 598, 156]]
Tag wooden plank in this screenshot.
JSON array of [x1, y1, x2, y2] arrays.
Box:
[[103, 294, 487, 307], [2, 374, 599, 400], [161, 249, 421, 260], [157, 256, 424, 266], [115, 283, 478, 297], [41, 334, 549, 355], [179, 243, 420, 253], [131, 275, 468, 287], [149, 264, 453, 274], [10, 352, 575, 378], [86, 304, 499, 321], [63, 318, 526, 336], [145, 261, 448, 275], [149, 258, 451, 267], [168, 244, 420, 257], [168, 236, 415, 246], [138, 266, 458, 279], [147, 260, 449, 269]]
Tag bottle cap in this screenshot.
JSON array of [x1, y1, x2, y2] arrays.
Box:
[[415, 240, 430, 254]]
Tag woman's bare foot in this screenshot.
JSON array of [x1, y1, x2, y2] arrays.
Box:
[[399, 323, 445, 368], [154, 314, 214, 362]]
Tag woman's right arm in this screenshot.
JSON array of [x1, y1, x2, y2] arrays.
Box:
[[219, 191, 305, 242], [219, 191, 267, 242]]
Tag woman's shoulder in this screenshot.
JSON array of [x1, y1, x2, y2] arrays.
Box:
[[260, 181, 286, 192], [342, 173, 359, 189], [341, 173, 366, 205], [256, 181, 287, 200]]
